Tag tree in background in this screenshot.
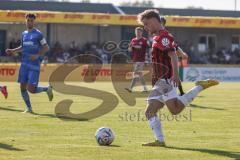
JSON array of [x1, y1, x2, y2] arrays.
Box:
[[120, 0, 154, 7]]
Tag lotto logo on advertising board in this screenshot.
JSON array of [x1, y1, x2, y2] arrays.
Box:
[[0, 68, 17, 76]]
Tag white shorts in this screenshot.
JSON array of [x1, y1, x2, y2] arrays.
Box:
[[133, 62, 144, 73], [147, 79, 178, 103]]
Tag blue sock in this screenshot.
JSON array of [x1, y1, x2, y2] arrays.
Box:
[[34, 86, 48, 93], [21, 90, 32, 110]]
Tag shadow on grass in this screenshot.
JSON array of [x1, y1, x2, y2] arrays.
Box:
[[165, 146, 240, 160], [190, 104, 225, 111], [0, 106, 57, 119], [100, 144, 120, 147], [0, 143, 24, 151], [0, 106, 95, 122]]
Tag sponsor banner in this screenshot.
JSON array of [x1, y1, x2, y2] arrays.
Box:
[[4, 64, 240, 83], [0, 64, 152, 82], [1, 10, 240, 28], [166, 16, 240, 29], [0, 10, 138, 26], [0, 65, 18, 81], [183, 67, 240, 82]]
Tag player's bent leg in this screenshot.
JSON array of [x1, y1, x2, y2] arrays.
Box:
[[145, 99, 163, 119], [27, 84, 53, 101], [27, 85, 36, 93], [143, 99, 166, 147], [27, 70, 53, 101], [27, 85, 48, 94], [165, 98, 185, 115], [178, 79, 219, 107], [27, 70, 48, 94], [165, 79, 219, 115], [158, 79, 218, 115], [158, 80, 185, 115]]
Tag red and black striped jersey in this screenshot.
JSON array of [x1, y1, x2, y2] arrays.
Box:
[[130, 37, 148, 62], [151, 29, 177, 86]]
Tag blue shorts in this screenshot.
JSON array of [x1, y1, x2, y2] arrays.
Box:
[[18, 64, 40, 86]]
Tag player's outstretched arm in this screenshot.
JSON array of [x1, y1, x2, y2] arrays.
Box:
[[5, 46, 22, 55]]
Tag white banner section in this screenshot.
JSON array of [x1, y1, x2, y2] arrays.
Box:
[[183, 67, 240, 82]]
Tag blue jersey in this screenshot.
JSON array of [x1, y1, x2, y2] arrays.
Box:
[[21, 28, 46, 70]]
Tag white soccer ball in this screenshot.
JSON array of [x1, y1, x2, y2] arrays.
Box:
[[95, 127, 115, 146]]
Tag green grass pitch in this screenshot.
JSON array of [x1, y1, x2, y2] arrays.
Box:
[[0, 82, 239, 160]]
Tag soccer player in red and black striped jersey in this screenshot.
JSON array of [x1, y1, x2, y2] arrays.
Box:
[[137, 9, 219, 146], [160, 16, 188, 96], [125, 27, 149, 93]]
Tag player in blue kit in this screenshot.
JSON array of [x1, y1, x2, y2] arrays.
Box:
[[6, 13, 53, 113]]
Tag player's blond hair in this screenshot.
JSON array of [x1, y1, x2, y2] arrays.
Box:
[[137, 9, 161, 25]]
